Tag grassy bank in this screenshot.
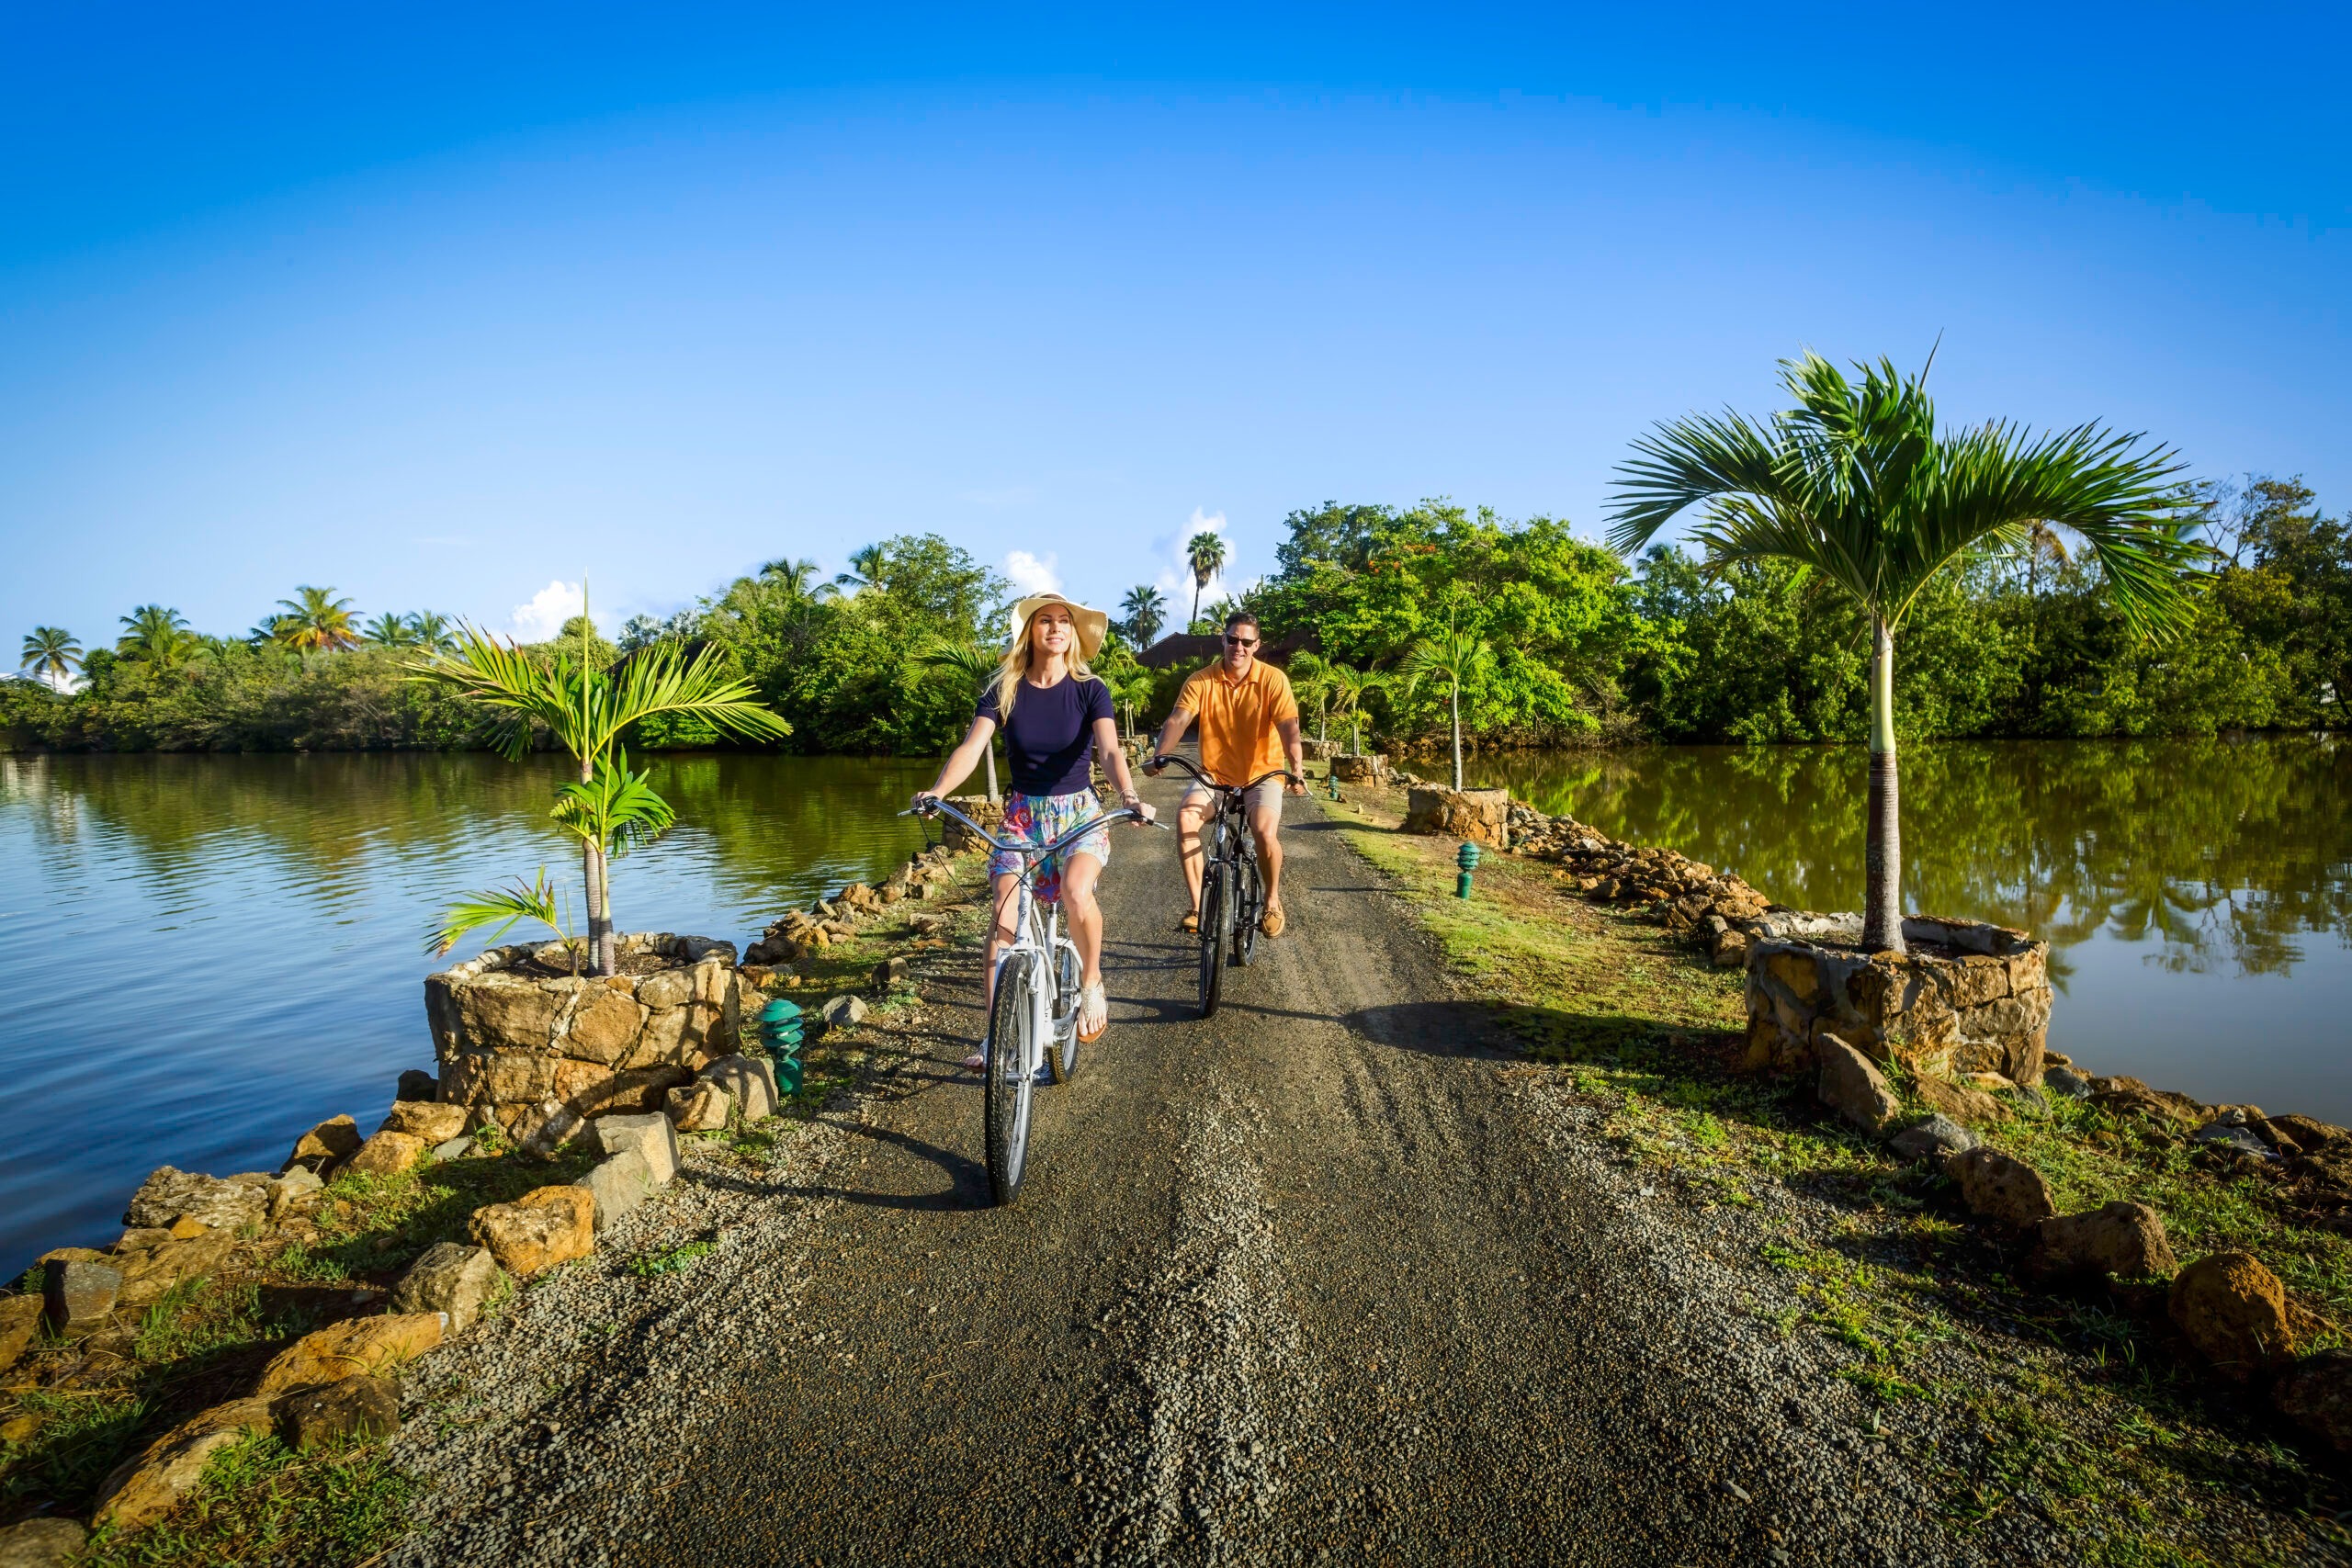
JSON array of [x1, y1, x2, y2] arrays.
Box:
[[1325, 776, 2351, 1565]]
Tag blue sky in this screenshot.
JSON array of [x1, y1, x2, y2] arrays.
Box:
[[4, 4, 2346, 645]]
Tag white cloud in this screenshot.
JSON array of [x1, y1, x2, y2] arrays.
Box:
[[510, 581, 589, 642], [1003, 549, 1062, 596], [1153, 508, 1247, 620]]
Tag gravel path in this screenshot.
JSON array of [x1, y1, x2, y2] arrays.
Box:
[[383, 779, 2087, 1566]]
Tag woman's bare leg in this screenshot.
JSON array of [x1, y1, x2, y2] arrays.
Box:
[[1060, 852, 1105, 986], [967, 870, 1022, 1068]]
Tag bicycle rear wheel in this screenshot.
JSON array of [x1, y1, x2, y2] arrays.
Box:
[[984, 952, 1040, 1204], [1197, 859, 1228, 1019], [1233, 845, 1261, 968], [1048, 940, 1081, 1085]]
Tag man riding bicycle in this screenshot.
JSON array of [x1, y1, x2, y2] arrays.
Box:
[[1145, 611, 1308, 938]]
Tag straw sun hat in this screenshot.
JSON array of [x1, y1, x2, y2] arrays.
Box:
[[1007, 592, 1111, 660]]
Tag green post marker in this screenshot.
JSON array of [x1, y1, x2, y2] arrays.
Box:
[[1456, 840, 1480, 899], [1327, 769, 1341, 801], [757, 998, 807, 1095]]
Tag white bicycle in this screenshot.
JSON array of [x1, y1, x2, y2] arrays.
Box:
[[904, 795, 1159, 1204]]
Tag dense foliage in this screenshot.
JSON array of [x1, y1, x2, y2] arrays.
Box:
[[7, 485, 2344, 755]]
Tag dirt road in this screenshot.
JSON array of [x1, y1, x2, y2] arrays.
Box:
[[563, 777, 1971, 1568]]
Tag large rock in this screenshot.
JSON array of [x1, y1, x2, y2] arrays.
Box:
[[576, 1150, 656, 1235], [2034, 1201, 2178, 1280], [42, 1258, 120, 1332], [390, 1243, 504, 1334], [91, 1396, 275, 1532], [379, 1100, 469, 1143], [2089, 1076, 2205, 1127], [268, 1165, 325, 1221], [124, 1167, 267, 1232], [1815, 1034, 1900, 1134], [0, 1296, 46, 1372], [1889, 1114, 1975, 1166], [273, 1373, 400, 1450], [344, 1130, 426, 1178], [469, 1187, 594, 1278], [2272, 1348, 2352, 1459], [587, 1111, 679, 1186], [700, 1054, 777, 1122], [1949, 1147, 2057, 1228], [1401, 785, 1510, 847], [109, 1229, 235, 1308], [285, 1115, 364, 1174], [820, 994, 867, 1031], [1913, 1074, 2011, 1127], [0, 1518, 85, 1567], [255, 1312, 446, 1398], [2168, 1251, 2297, 1381], [395, 1068, 440, 1103], [666, 1079, 732, 1133]]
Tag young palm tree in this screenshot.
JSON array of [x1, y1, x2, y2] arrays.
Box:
[[1287, 652, 1334, 744], [916, 638, 1002, 800], [411, 594, 791, 974], [1185, 532, 1227, 632], [406, 611, 454, 652], [1327, 662, 1379, 755], [1609, 351, 2195, 953], [1120, 585, 1168, 648], [275, 587, 360, 651], [362, 612, 418, 649], [18, 627, 81, 686], [117, 605, 191, 666], [1402, 616, 1493, 791]]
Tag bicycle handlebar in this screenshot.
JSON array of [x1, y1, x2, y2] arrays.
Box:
[[1143, 754, 1301, 794], [899, 796, 1165, 856]]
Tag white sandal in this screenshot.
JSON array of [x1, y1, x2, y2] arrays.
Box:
[[1077, 982, 1108, 1043]]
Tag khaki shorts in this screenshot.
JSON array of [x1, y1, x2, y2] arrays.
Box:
[[1182, 778, 1285, 820]]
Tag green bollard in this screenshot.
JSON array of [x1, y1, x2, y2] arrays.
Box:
[[757, 998, 808, 1095], [1456, 840, 1481, 899]]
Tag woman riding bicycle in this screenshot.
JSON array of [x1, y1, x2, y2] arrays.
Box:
[[915, 593, 1150, 1069]]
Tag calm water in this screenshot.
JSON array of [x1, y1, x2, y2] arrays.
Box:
[[0, 752, 936, 1267], [1471, 738, 2352, 1127]]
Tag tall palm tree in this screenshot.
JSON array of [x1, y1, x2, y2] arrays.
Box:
[[411, 591, 791, 974], [406, 611, 454, 653], [834, 544, 888, 595], [1402, 615, 1493, 791], [916, 638, 1002, 801], [18, 627, 81, 686], [362, 612, 418, 649], [1185, 532, 1227, 632], [761, 558, 840, 605], [118, 605, 191, 667], [1609, 350, 2195, 953], [1120, 585, 1168, 649], [274, 586, 360, 651], [2021, 519, 2072, 597]]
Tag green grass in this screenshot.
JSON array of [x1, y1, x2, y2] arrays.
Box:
[[79, 1430, 418, 1568], [0, 1390, 153, 1510], [273, 1146, 595, 1284], [628, 1238, 716, 1279]]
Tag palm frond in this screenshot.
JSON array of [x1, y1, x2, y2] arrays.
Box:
[[551, 750, 677, 860], [426, 866, 573, 957]]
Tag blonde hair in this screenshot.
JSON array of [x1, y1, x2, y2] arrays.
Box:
[[991, 604, 1095, 720]]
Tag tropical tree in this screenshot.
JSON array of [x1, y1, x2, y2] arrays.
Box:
[[407, 611, 455, 653], [1186, 531, 1227, 632], [411, 596, 791, 974], [834, 544, 888, 595], [915, 638, 1002, 800], [761, 558, 840, 604], [18, 627, 81, 687], [363, 612, 418, 649], [118, 605, 192, 666], [1121, 585, 1168, 649], [1402, 615, 1494, 790], [427, 866, 581, 973], [1326, 662, 1380, 755], [1288, 652, 1334, 743], [274, 587, 360, 651], [1608, 350, 2196, 953]]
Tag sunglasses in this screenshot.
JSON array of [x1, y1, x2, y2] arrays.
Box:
[[1224, 635, 1259, 648]]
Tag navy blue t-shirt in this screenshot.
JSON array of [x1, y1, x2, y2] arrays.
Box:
[[976, 675, 1114, 796]]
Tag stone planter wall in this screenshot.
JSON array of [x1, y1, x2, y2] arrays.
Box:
[[425, 933, 747, 1141], [940, 794, 1006, 855], [1331, 753, 1388, 784], [1743, 916, 2052, 1085], [1401, 785, 1510, 847]]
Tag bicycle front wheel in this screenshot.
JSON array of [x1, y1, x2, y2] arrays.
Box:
[[1233, 848, 1261, 968], [1049, 940, 1081, 1086], [1198, 861, 1228, 1019], [984, 952, 1040, 1204]]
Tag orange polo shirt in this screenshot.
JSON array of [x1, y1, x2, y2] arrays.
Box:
[[1173, 658, 1299, 787]]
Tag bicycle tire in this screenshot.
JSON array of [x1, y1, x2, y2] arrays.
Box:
[[1048, 940, 1080, 1085], [1198, 860, 1228, 1019], [984, 952, 1039, 1204]]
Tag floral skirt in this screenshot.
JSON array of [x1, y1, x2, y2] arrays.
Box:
[[988, 790, 1111, 904]]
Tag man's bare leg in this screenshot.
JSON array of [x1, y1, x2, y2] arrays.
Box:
[[1251, 792, 1285, 930]]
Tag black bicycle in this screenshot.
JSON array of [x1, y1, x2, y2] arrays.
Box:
[[1145, 754, 1299, 1018]]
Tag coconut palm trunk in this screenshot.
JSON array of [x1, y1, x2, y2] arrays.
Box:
[[1865, 616, 1904, 953], [1448, 680, 1464, 791]]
